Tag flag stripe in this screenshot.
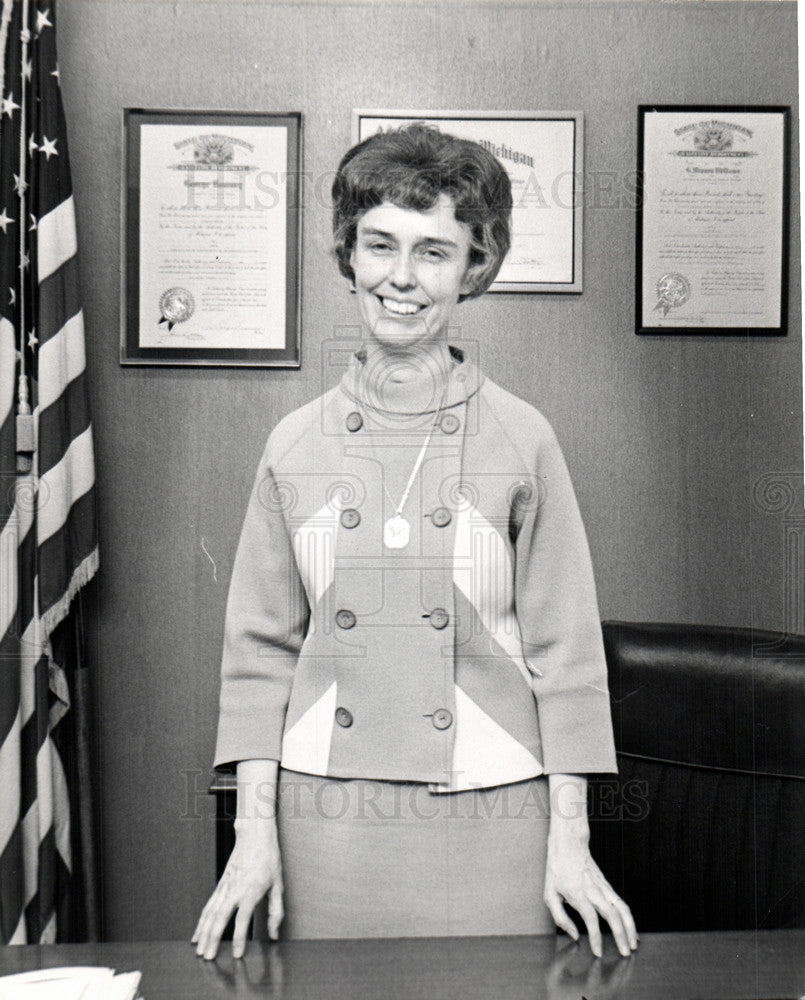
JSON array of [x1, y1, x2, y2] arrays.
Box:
[[0, 318, 14, 426], [0, 319, 16, 548], [36, 195, 77, 284], [37, 254, 82, 348], [50, 740, 71, 866], [24, 757, 70, 944], [38, 491, 97, 626], [36, 426, 95, 547], [17, 665, 42, 837], [19, 656, 50, 818], [0, 714, 21, 853], [34, 731, 55, 844], [36, 311, 87, 413], [20, 779, 39, 906], [37, 367, 92, 475], [20, 810, 41, 939], [38, 909, 57, 946], [24, 828, 62, 944], [10, 495, 36, 637], [8, 913, 26, 946], [0, 824, 24, 943], [0, 523, 21, 656]]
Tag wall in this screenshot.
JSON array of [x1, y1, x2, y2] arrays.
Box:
[[56, 0, 801, 940]]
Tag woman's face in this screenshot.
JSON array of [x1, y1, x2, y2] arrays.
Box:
[[349, 193, 474, 352]]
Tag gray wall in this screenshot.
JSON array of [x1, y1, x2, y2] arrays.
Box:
[[56, 0, 801, 941]]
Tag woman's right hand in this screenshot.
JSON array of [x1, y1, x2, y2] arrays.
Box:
[[192, 819, 284, 960]]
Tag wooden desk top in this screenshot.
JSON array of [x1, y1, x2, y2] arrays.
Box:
[[1, 931, 803, 999]]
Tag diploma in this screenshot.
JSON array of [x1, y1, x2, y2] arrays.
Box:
[[355, 111, 583, 292], [136, 122, 289, 350], [638, 108, 788, 333], [476, 118, 577, 287]]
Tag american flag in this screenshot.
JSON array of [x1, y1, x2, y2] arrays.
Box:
[[0, 0, 98, 943]]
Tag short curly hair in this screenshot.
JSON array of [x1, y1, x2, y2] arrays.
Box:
[[332, 123, 512, 301]]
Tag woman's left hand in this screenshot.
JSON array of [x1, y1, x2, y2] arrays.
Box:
[[544, 829, 638, 959], [544, 775, 638, 959]]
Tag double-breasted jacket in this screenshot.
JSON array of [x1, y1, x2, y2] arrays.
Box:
[[214, 347, 617, 791]]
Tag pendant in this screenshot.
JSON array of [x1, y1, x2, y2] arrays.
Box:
[[384, 514, 410, 549]]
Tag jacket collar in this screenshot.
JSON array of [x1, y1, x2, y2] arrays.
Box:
[[339, 344, 482, 415]]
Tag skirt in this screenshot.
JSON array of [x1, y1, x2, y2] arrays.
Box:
[[276, 768, 553, 939]]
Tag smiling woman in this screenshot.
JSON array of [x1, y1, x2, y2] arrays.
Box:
[[349, 195, 475, 351], [192, 124, 638, 958]]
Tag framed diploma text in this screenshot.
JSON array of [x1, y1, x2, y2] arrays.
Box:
[[637, 106, 790, 336], [122, 109, 302, 366], [353, 109, 584, 293]]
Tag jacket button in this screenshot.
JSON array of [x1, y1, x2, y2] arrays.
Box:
[[335, 707, 353, 728], [431, 506, 451, 528], [432, 709, 453, 730], [340, 508, 361, 528], [336, 609, 356, 629], [429, 607, 449, 629], [346, 411, 363, 432], [440, 413, 460, 434]]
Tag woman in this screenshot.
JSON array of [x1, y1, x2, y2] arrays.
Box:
[[193, 124, 637, 958]]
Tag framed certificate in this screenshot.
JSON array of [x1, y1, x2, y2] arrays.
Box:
[[353, 109, 584, 293], [122, 109, 302, 366], [636, 106, 790, 336]]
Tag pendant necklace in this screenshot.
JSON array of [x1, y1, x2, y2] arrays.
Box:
[[379, 387, 449, 550]]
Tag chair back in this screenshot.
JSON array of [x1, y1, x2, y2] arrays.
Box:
[[589, 621, 805, 931]]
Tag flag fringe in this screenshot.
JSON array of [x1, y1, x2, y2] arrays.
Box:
[[40, 546, 98, 640]]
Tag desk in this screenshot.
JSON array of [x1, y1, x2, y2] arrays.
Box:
[[1, 932, 803, 999]]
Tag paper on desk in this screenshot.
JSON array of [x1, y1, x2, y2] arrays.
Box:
[[0, 966, 141, 1000]]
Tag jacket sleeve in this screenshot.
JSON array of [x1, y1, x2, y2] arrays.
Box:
[[213, 438, 310, 770], [514, 422, 617, 775]]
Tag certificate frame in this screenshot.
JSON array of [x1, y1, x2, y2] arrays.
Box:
[[636, 105, 790, 336], [121, 109, 302, 366], [352, 109, 584, 293]]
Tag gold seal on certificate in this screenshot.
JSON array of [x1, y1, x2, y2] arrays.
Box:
[[188, 134, 236, 167], [158, 287, 195, 330], [654, 273, 691, 316]]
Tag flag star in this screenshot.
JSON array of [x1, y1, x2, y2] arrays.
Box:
[[29, 213, 37, 231], [51, 64, 60, 83], [9, 287, 16, 306], [2, 92, 20, 117], [28, 133, 39, 155], [40, 135, 58, 160], [35, 8, 52, 32], [13, 173, 28, 196], [23, 59, 32, 82], [19, 251, 30, 271], [15, 348, 22, 362], [20, 27, 31, 44], [0, 208, 12, 233], [28, 329, 38, 350]]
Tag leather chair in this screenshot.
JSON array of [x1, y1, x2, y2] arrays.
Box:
[[589, 621, 805, 931]]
